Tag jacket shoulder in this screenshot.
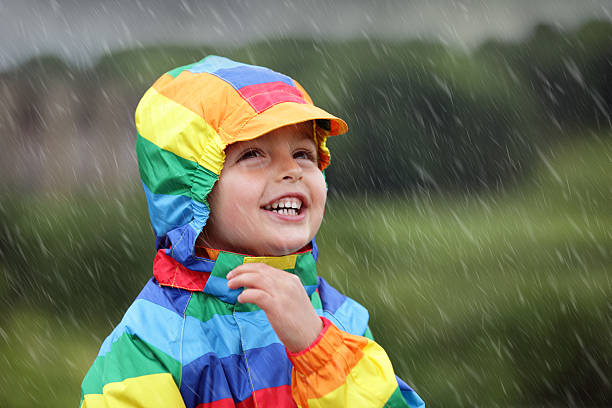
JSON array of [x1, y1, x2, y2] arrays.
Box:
[[97, 279, 190, 362], [317, 276, 370, 336], [136, 277, 193, 315], [81, 280, 190, 401]]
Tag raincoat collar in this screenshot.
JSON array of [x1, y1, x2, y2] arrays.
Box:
[[153, 247, 319, 305]]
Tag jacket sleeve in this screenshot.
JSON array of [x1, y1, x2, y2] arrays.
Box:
[[287, 317, 425, 408], [80, 323, 185, 407]]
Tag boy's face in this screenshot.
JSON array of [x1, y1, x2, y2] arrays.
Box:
[[201, 121, 326, 256]]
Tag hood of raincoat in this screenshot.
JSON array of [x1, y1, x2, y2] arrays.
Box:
[[135, 55, 348, 271]]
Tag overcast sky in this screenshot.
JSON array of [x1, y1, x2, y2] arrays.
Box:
[[1, 0, 610, 69]]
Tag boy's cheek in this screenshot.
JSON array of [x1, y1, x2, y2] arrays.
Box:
[[311, 178, 327, 221], [314, 170, 327, 198]]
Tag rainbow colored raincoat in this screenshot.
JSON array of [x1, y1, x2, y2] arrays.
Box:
[[80, 56, 425, 408]]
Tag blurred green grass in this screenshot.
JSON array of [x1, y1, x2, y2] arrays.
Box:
[[0, 132, 610, 406], [319, 131, 611, 406]]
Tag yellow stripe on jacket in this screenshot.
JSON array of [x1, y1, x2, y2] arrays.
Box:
[[80, 373, 185, 408]]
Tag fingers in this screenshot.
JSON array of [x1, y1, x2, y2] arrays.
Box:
[[227, 271, 269, 290], [227, 263, 276, 290], [226, 263, 303, 309], [226, 263, 292, 290], [237, 288, 271, 308], [226, 262, 275, 280], [227, 265, 277, 310]]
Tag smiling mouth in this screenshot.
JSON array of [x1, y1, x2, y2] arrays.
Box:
[[262, 197, 303, 216]]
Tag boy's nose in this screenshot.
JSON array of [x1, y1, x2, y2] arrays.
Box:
[[281, 167, 303, 182], [283, 172, 302, 182], [278, 156, 303, 182]]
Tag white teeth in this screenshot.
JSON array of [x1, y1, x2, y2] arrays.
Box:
[[265, 197, 302, 211], [266, 207, 299, 216]]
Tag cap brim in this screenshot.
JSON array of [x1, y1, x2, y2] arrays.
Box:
[[224, 102, 348, 144]]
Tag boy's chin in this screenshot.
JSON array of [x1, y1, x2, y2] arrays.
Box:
[[251, 240, 313, 257]]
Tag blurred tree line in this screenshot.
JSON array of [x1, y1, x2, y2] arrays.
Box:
[[2, 20, 609, 195]]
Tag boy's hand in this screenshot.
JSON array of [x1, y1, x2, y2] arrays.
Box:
[[226, 263, 323, 353]]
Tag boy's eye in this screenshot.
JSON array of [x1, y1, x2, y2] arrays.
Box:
[[237, 149, 263, 161], [294, 149, 316, 162]]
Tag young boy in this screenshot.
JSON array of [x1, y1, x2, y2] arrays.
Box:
[[80, 56, 425, 408]]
